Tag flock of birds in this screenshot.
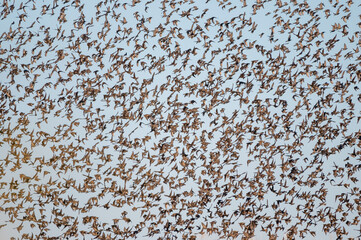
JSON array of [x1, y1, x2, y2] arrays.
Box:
[[0, 0, 361, 239]]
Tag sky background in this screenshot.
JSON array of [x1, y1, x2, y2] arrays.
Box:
[[0, 0, 361, 239]]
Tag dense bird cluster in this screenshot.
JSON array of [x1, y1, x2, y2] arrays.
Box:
[[0, 0, 361, 239]]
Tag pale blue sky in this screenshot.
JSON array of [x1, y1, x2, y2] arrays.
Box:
[[0, 0, 360, 239]]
